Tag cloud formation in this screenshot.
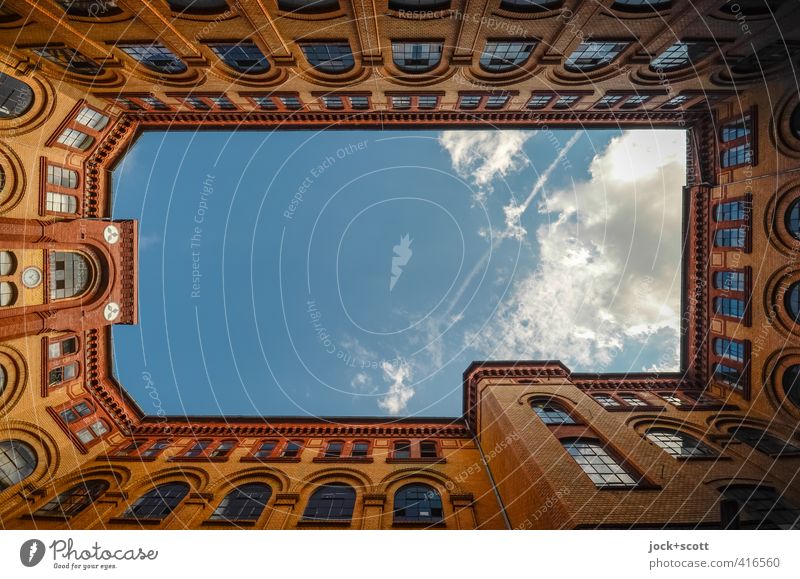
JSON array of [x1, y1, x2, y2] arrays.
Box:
[[377, 360, 415, 415]]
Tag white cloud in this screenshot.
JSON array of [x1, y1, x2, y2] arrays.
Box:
[[439, 131, 535, 202], [377, 359, 414, 415], [471, 130, 685, 371]]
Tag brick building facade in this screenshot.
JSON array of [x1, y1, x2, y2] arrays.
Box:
[[0, 0, 799, 529]]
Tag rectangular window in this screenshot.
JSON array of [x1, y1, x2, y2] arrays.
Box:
[[32, 46, 102, 75], [420, 441, 438, 458], [622, 95, 650, 108], [714, 271, 745, 292], [90, 421, 108, 437], [715, 363, 743, 391], [301, 43, 355, 73], [417, 95, 438, 109], [618, 394, 647, 407], [714, 338, 745, 363], [324, 441, 343, 458], [142, 96, 169, 110], [348, 95, 369, 109], [209, 96, 236, 110], [279, 95, 302, 109], [351, 442, 369, 457], [322, 95, 343, 109], [553, 95, 580, 109], [721, 143, 751, 168], [49, 337, 78, 359], [459, 95, 482, 109], [210, 440, 235, 457], [595, 95, 622, 109], [527, 94, 553, 109], [76, 428, 95, 445], [721, 115, 751, 143], [114, 97, 142, 111], [485, 95, 509, 109], [393, 441, 411, 459], [592, 394, 621, 408], [661, 95, 689, 109], [659, 393, 683, 406], [141, 439, 170, 457], [184, 440, 211, 457], [281, 440, 302, 458], [56, 128, 93, 151], [252, 96, 277, 110], [714, 227, 746, 248], [714, 200, 749, 222], [46, 192, 78, 214], [47, 165, 78, 189], [254, 440, 277, 458], [391, 95, 412, 110], [714, 297, 745, 319], [75, 107, 109, 130]]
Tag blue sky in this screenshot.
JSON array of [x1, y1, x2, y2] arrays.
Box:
[[112, 127, 686, 418]]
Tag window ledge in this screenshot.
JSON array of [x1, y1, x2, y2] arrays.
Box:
[[386, 457, 446, 464], [240, 456, 302, 463], [312, 457, 374, 463], [296, 519, 352, 528]]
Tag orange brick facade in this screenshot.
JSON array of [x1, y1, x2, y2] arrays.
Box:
[[0, 0, 799, 529]]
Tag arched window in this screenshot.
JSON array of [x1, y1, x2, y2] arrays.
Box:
[[650, 41, 715, 72], [0, 251, 16, 276], [300, 43, 354, 73], [500, 0, 561, 11], [562, 439, 638, 488], [392, 42, 443, 73], [0, 365, 6, 396], [786, 199, 800, 240], [645, 428, 716, 458], [0, 440, 37, 490], [0, 282, 17, 307], [479, 41, 536, 73], [56, 1, 123, 17], [785, 282, 800, 323], [721, 485, 800, 529], [278, 0, 339, 12], [210, 483, 271, 522], [34, 480, 109, 518], [167, 0, 229, 13], [140, 439, 171, 458], [32, 47, 103, 75], [393, 484, 444, 523], [210, 43, 269, 74], [324, 440, 344, 458], [119, 43, 187, 74], [49, 252, 91, 300], [730, 426, 800, 456], [302, 483, 356, 521], [531, 398, 576, 425], [123, 482, 189, 520], [253, 440, 277, 459], [784, 365, 800, 409], [0, 72, 34, 119], [565, 42, 629, 72]]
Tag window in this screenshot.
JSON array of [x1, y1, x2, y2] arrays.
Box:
[[618, 394, 648, 407], [527, 94, 553, 109], [168, 0, 229, 14], [714, 363, 743, 390], [392, 42, 443, 73], [594, 95, 622, 109], [714, 297, 745, 319], [0, 72, 34, 119], [659, 393, 684, 406], [562, 439, 638, 488], [784, 365, 800, 409], [59, 401, 93, 424], [420, 441, 438, 458], [393, 441, 411, 458], [650, 41, 715, 72], [0, 282, 15, 307], [485, 94, 509, 109], [0, 440, 37, 490], [731, 40, 795, 76], [278, 0, 340, 12], [714, 200, 748, 221], [182, 439, 212, 458], [48, 362, 78, 386], [684, 391, 722, 406], [458, 95, 482, 109], [34, 480, 109, 518], [301, 43, 355, 74], [785, 282, 800, 323], [75, 107, 109, 130], [140, 439, 170, 458], [479, 41, 536, 72], [731, 427, 800, 456], [721, 486, 800, 529], [714, 338, 745, 363], [714, 271, 745, 292], [661, 94, 690, 109], [786, 198, 800, 240], [32, 47, 102, 75], [324, 441, 343, 458], [279, 95, 302, 109], [565, 42, 629, 72], [49, 337, 78, 359], [612, 0, 671, 9], [210, 484, 271, 522], [721, 115, 751, 142], [142, 96, 169, 110], [56, 128, 94, 151], [553, 95, 580, 109], [351, 441, 369, 458], [592, 394, 621, 408], [321, 95, 369, 110], [75, 420, 109, 445], [56, 1, 122, 17], [281, 440, 303, 458], [621, 95, 650, 108], [721, 144, 751, 168], [46, 192, 79, 214], [113, 440, 145, 457], [531, 399, 576, 425], [254, 440, 277, 459], [714, 227, 746, 248], [302, 483, 356, 521], [120, 43, 187, 74], [0, 251, 15, 276], [645, 428, 716, 458], [47, 165, 78, 189], [389, 0, 450, 9], [210, 440, 236, 458], [50, 252, 91, 300], [123, 483, 189, 520], [393, 484, 443, 523], [500, 0, 561, 10], [210, 43, 269, 74]]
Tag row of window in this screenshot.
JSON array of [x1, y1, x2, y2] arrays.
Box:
[[27, 36, 779, 79], [112, 437, 442, 461], [587, 390, 721, 410], [0, 251, 92, 308]]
